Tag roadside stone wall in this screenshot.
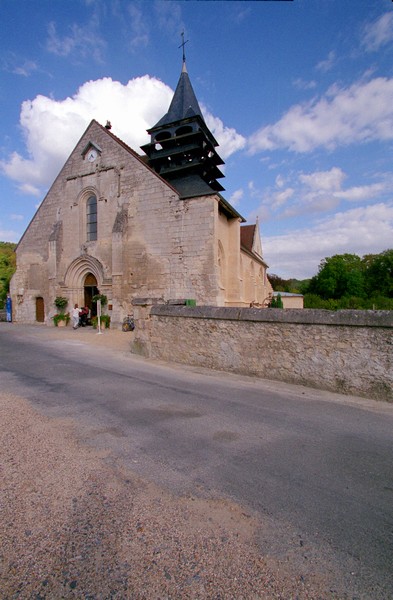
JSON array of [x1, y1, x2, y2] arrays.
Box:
[[133, 306, 392, 402]]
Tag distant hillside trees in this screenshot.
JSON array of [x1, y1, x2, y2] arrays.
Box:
[[307, 253, 365, 299], [267, 274, 309, 295], [268, 249, 393, 310], [304, 250, 393, 309], [0, 242, 16, 308], [363, 249, 393, 298]]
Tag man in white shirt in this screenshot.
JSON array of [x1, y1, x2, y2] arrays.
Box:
[[72, 304, 80, 329]]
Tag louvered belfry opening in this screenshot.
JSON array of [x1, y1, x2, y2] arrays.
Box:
[[141, 60, 225, 198]]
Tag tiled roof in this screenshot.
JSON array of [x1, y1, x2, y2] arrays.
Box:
[[240, 224, 256, 253]]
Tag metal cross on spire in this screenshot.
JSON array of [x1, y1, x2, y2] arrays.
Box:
[[179, 30, 189, 64]]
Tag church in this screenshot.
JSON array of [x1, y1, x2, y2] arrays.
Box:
[[10, 56, 273, 327]]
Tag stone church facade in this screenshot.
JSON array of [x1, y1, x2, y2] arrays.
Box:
[[11, 60, 273, 326]]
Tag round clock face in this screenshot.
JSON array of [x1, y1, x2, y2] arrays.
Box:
[[87, 148, 98, 162]]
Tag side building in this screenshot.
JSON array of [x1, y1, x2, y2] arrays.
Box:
[[10, 59, 273, 325]]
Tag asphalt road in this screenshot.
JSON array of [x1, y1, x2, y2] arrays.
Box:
[[1, 324, 392, 599]]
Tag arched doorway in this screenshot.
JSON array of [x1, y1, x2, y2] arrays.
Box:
[[36, 297, 45, 322], [64, 255, 105, 321], [84, 273, 98, 317]]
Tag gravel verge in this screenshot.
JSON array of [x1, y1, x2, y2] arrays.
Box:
[[0, 390, 337, 599]]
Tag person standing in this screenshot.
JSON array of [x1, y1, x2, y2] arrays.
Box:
[[72, 304, 80, 329]]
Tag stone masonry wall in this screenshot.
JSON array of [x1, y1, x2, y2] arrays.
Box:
[[11, 120, 221, 325], [134, 306, 393, 402]]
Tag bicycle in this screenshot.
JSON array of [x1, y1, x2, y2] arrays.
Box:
[[122, 314, 135, 332]]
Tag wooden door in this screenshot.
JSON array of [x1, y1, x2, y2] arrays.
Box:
[[36, 297, 44, 322]]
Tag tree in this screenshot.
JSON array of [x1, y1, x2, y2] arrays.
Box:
[[0, 242, 16, 308], [269, 293, 284, 308], [363, 249, 393, 298], [267, 274, 288, 292], [307, 254, 365, 300], [268, 274, 309, 294]]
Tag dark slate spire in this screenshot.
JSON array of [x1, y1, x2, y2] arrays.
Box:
[[153, 61, 205, 128], [141, 48, 225, 197]]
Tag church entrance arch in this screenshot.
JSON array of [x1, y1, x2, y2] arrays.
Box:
[[64, 255, 106, 319], [35, 297, 44, 322], [84, 273, 98, 317]]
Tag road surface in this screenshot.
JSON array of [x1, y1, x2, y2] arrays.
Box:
[[1, 323, 392, 598]]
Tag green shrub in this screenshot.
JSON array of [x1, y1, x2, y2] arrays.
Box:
[[91, 314, 110, 329], [54, 296, 68, 311], [269, 293, 284, 308], [304, 294, 339, 309], [92, 293, 108, 306], [53, 312, 70, 326]]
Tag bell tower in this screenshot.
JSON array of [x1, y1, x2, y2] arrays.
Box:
[[141, 41, 225, 198]]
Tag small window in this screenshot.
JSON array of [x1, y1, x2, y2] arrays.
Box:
[[86, 195, 97, 241]]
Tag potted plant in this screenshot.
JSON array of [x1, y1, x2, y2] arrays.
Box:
[[53, 296, 69, 326], [91, 314, 111, 329], [54, 296, 68, 311], [53, 312, 70, 327], [92, 293, 107, 307]]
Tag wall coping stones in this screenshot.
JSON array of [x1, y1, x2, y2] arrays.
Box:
[[132, 297, 164, 306], [150, 305, 393, 328]]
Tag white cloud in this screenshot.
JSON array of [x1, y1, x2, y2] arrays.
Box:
[[128, 3, 150, 49], [1, 53, 38, 77], [1, 76, 245, 195], [316, 50, 336, 72], [298, 168, 389, 207], [10, 214, 24, 221], [204, 113, 246, 159], [229, 188, 244, 207], [275, 175, 285, 188], [272, 188, 294, 210], [13, 60, 38, 77], [264, 202, 393, 279], [154, 0, 184, 39], [299, 167, 346, 192], [18, 182, 42, 197], [251, 167, 389, 224], [335, 182, 386, 201], [292, 78, 317, 91], [248, 77, 393, 153], [362, 13, 393, 52], [1, 77, 171, 192], [46, 16, 106, 62]]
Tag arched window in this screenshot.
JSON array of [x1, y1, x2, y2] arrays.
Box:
[[86, 195, 97, 241]]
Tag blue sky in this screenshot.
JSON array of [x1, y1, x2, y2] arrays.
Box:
[[1, 0, 392, 278]]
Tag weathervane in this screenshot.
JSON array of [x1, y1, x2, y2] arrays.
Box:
[[179, 30, 189, 63]]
